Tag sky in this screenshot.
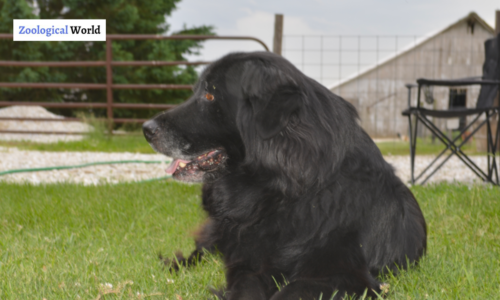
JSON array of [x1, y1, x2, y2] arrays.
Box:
[[166, 0, 499, 86]]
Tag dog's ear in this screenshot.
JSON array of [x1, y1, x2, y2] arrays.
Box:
[[239, 61, 303, 140], [252, 86, 302, 139]]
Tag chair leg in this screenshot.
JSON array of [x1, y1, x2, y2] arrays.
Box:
[[486, 111, 493, 182], [407, 109, 499, 186], [415, 114, 462, 184], [408, 113, 418, 185], [487, 109, 500, 185], [495, 110, 500, 184], [417, 113, 490, 184], [496, 112, 500, 184], [453, 116, 491, 182]]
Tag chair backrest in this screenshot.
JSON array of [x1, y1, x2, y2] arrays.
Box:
[[476, 33, 500, 108]]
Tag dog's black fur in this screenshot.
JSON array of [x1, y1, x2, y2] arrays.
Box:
[[143, 52, 427, 300]]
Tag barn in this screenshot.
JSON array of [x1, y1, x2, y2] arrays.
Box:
[[328, 12, 497, 139]]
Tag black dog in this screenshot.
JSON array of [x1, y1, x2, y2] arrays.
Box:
[[143, 52, 427, 300]]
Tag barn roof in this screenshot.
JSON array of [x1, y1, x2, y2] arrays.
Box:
[[328, 12, 495, 90]]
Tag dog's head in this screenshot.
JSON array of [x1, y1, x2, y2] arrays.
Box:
[[143, 52, 358, 193]]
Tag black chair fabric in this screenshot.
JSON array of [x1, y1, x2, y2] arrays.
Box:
[[477, 35, 500, 108]]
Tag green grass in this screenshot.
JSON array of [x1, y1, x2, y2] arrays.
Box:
[[383, 184, 500, 299], [0, 115, 155, 153], [0, 134, 484, 157], [0, 134, 156, 154], [1, 181, 499, 299], [0, 181, 224, 299], [377, 137, 480, 156]]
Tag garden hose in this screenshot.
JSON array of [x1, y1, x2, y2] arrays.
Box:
[[0, 160, 172, 183]]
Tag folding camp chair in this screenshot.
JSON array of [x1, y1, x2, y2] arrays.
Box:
[[402, 33, 500, 185]]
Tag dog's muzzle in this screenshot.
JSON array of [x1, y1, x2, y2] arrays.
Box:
[[142, 119, 159, 144]]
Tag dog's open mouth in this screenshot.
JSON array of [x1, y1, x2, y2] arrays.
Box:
[[165, 149, 227, 181]]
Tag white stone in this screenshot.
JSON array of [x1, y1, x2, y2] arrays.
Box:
[[0, 145, 494, 185], [0, 146, 170, 185], [0, 105, 92, 143]]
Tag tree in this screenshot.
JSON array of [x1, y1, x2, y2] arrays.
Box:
[[0, 0, 213, 121]]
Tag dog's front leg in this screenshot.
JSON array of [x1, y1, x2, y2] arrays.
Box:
[[161, 218, 218, 271], [161, 247, 208, 272], [269, 275, 382, 300], [220, 269, 271, 300]]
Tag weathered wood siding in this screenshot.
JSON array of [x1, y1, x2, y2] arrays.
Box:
[[330, 17, 494, 137]]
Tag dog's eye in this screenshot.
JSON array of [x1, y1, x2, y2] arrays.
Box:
[[205, 93, 215, 101]]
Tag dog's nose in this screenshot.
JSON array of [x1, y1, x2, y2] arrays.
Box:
[[142, 119, 158, 143]]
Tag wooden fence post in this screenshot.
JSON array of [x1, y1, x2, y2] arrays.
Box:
[[106, 37, 113, 134], [496, 10, 500, 35], [273, 14, 283, 55]]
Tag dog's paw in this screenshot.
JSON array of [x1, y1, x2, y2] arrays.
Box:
[[378, 283, 390, 297], [158, 251, 186, 272], [209, 287, 227, 300]]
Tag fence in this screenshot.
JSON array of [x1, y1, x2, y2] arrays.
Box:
[[1, 31, 496, 138], [0, 34, 269, 135], [283, 29, 495, 138]]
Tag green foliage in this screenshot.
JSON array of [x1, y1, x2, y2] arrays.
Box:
[[0, 182, 499, 299], [0, 0, 213, 120], [75, 111, 110, 141]]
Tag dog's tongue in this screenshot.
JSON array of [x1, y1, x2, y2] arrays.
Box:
[[165, 159, 191, 175]]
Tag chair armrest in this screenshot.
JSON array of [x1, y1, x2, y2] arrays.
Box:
[[417, 78, 500, 86], [404, 83, 418, 108]]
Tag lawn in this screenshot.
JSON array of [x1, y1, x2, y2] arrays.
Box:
[[0, 181, 225, 299], [1, 181, 499, 299], [0, 134, 483, 156], [0, 134, 156, 154], [376, 137, 480, 156]]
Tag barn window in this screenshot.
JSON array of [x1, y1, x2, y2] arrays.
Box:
[[448, 88, 467, 130], [449, 89, 466, 108]]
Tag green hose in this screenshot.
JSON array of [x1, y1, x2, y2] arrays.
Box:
[[0, 160, 172, 183], [135, 175, 172, 183]]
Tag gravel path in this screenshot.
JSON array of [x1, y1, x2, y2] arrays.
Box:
[[0, 146, 494, 185], [386, 154, 491, 185], [0, 147, 170, 185], [2, 106, 493, 185], [0, 106, 91, 143]]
